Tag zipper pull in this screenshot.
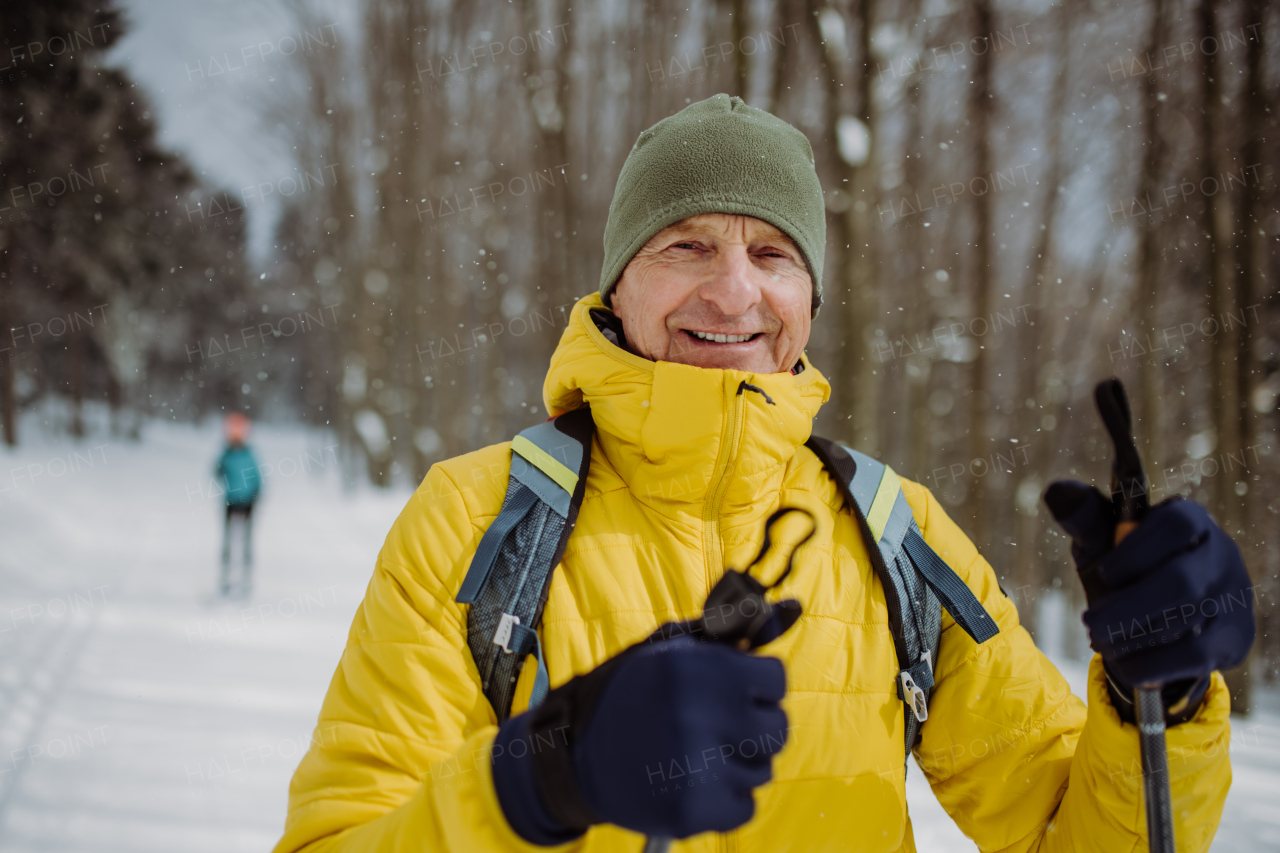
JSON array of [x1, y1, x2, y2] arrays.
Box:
[[736, 380, 775, 405]]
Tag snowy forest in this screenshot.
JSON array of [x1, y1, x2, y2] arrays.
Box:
[[3, 0, 1279, 704]]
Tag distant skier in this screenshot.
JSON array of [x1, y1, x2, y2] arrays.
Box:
[[215, 412, 261, 598]]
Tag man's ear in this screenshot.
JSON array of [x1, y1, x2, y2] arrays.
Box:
[[609, 273, 633, 326]]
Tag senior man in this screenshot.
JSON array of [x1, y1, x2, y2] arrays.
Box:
[[274, 95, 1251, 852]]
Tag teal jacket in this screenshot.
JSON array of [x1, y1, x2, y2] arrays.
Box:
[[216, 445, 261, 507]]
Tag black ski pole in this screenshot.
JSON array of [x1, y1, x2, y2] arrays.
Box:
[[1093, 378, 1175, 853]]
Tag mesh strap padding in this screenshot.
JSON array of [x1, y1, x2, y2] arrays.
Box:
[[456, 485, 539, 604], [465, 491, 565, 719], [457, 408, 595, 722]]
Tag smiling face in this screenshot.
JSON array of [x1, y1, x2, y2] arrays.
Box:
[[609, 214, 813, 374]]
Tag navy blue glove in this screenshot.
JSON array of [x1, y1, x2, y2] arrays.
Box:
[[491, 631, 788, 844], [1044, 482, 1255, 723]]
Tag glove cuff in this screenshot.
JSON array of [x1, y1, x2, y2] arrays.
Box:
[[492, 713, 585, 846], [1102, 661, 1209, 727], [528, 675, 603, 831]]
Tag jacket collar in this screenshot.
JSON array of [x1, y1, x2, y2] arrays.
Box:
[[543, 294, 830, 522]]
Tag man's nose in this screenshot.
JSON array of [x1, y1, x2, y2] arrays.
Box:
[[698, 246, 762, 316]]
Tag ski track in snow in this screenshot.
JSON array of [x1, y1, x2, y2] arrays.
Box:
[[1, 423, 1276, 851]]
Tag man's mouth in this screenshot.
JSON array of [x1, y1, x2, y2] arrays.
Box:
[[682, 330, 762, 344]]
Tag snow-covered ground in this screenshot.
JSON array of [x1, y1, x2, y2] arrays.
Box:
[[0, 421, 1276, 851]]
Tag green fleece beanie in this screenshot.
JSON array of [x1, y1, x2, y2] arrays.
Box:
[[599, 94, 826, 317]]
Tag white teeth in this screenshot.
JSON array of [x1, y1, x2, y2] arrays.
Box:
[[692, 331, 753, 343]]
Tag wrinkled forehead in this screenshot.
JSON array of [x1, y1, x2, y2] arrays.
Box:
[[648, 213, 799, 246]]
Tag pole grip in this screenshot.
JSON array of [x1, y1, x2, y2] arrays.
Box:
[[1135, 686, 1176, 853], [643, 836, 673, 853], [1094, 380, 1174, 853]]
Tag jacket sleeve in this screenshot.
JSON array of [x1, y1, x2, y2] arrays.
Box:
[[903, 480, 1232, 853], [272, 459, 572, 853]]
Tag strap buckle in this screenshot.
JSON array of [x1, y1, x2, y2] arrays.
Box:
[[899, 671, 929, 723], [494, 613, 520, 654]]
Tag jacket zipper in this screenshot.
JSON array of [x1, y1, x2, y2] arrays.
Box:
[[702, 386, 746, 594], [704, 383, 759, 853]]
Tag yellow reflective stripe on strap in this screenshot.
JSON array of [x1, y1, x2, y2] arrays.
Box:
[[865, 465, 901, 542], [511, 435, 578, 494]]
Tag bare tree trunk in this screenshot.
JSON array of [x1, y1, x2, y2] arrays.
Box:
[[1217, 0, 1266, 714], [67, 304, 86, 438], [521, 0, 577, 311], [0, 232, 15, 446], [368, 0, 435, 478], [804, 0, 853, 432], [768, 1, 793, 115], [807, 0, 880, 452], [283, 0, 367, 481], [105, 367, 122, 437], [638, 0, 674, 127], [730, 0, 748, 98], [1200, 0, 1236, 538], [966, 0, 995, 551], [889, 0, 928, 476], [848, 0, 880, 456], [904, 80, 930, 476], [1135, 0, 1167, 469], [1013, 0, 1074, 639], [1198, 0, 1241, 707]]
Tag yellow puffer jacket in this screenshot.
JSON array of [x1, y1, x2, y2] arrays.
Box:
[[274, 294, 1231, 853]]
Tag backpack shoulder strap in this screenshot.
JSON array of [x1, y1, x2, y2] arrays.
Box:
[[455, 407, 595, 721], [806, 435, 999, 759]]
